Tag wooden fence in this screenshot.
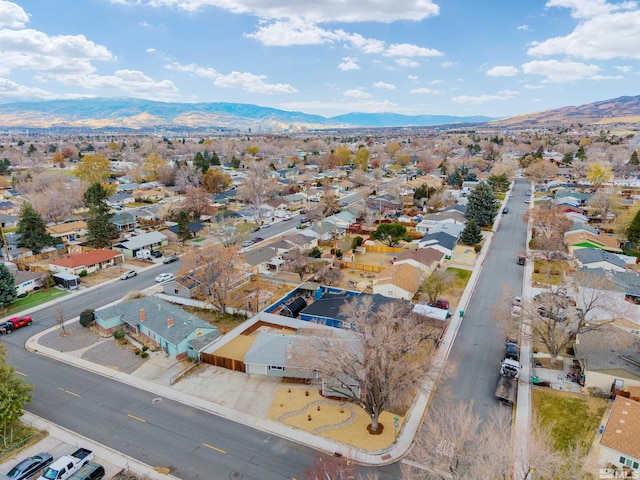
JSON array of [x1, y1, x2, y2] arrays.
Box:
[[340, 261, 384, 273], [201, 353, 246, 373], [363, 244, 403, 254]]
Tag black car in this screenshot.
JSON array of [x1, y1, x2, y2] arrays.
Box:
[[7, 452, 53, 480], [150, 250, 162, 258], [162, 254, 179, 264]]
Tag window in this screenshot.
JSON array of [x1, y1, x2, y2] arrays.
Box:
[[620, 457, 626, 464], [633, 461, 639, 469], [627, 459, 633, 467], [268, 365, 284, 371]]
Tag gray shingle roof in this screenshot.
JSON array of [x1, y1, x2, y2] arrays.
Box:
[[574, 248, 626, 269], [574, 325, 640, 379]]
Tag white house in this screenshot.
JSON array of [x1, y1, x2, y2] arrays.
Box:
[[372, 263, 423, 301], [599, 396, 640, 474]]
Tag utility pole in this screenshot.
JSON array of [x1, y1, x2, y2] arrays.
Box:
[[0, 222, 10, 262]]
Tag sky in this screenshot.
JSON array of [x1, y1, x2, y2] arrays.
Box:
[[0, 0, 639, 119]]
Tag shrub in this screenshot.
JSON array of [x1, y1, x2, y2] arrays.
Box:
[[113, 329, 125, 340], [308, 247, 322, 258], [134, 349, 141, 355], [141, 352, 149, 358], [79, 309, 95, 328], [78, 269, 88, 277], [473, 244, 482, 253], [142, 346, 149, 352]]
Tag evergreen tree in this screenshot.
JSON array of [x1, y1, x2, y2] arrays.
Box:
[[630, 150, 639, 166], [465, 181, 497, 227], [627, 208, 640, 249], [177, 210, 191, 244], [193, 152, 210, 173], [459, 219, 483, 245], [576, 145, 587, 161], [447, 171, 462, 186], [487, 173, 510, 193], [83, 182, 115, 248], [16, 202, 53, 254], [0, 263, 16, 306], [211, 151, 221, 166]]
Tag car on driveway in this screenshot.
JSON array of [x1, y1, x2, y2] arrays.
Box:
[[155, 273, 175, 283], [120, 269, 137, 280], [6, 452, 53, 480], [162, 254, 179, 264], [429, 299, 450, 310]]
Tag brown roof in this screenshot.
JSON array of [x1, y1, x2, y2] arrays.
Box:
[[628, 385, 640, 401], [564, 231, 622, 252], [50, 249, 122, 268], [46, 221, 87, 235], [600, 396, 640, 459], [374, 263, 423, 295], [394, 247, 444, 267]]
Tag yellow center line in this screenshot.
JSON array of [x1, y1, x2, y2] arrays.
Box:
[[202, 443, 226, 454], [127, 414, 146, 423]]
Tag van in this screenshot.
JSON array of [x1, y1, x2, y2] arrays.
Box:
[[67, 462, 105, 480]]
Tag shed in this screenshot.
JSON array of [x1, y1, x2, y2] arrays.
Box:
[[52, 272, 80, 290], [281, 297, 308, 318]]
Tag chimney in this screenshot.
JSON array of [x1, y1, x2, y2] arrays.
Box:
[[167, 317, 174, 328], [139, 309, 145, 322]]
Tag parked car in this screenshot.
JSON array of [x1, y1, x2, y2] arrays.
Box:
[[119, 270, 137, 280], [252, 237, 264, 244], [6, 452, 53, 480], [429, 299, 450, 310], [150, 250, 163, 258], [242, 240, 253, 248], [162, 254, 179, 264], [502, 207, 509, 214], [155, 273, 175, 283], [0, 316, 33, 334]]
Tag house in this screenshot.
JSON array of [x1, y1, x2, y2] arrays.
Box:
[[168, 221, 205, 238], [428, 222, 465, 239], [244, 331, 316, 379], [392, 247, 445, 276], [565, 231, 622, 254], [49, 249, 124, 275], [599, 396, 640, 474], [162, 274, 213, 300], [372, 263, 424, 301], [573, 325, 640, 392], [46, 221, 88, 244], [113, 231, 168, 258], [283, 233, 318, 251], [109, 212, 139, 232], [12, 269, 46, 296], [415, 210, 466, 234], [107, 192, 135, 207], [93, 295, 221, 360], [0, 213, 18, 229], [244, 246, 281, 273], [574, 248, 627, 272], [417, 231, 458, 258]]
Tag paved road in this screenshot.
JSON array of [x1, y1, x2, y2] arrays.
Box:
[[437, 178, 530, 420]]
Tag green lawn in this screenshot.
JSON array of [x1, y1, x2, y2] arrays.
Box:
[[446, 267, 472, 286], [3, 289, 70, 317], [532, 388, 608, 453]]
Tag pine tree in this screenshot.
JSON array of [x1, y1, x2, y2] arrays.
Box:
[[630, 150, 639, 166], [16, 202, 53, 254], [465, 181, 497, 227], [83, 182, 115, 248], [0, 263, 16, 306], [177, 210, 191, 244], [460, 218, 483, 245], [627, 208, 640, 249]]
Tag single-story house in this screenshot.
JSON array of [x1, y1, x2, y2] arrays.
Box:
[[574, 248, 627, 272], [599, 396, 640, 474], [416, 231, 458, 258], [283, 233, 318, 251], [162, 274, 213, 300], [108, 192, 135, 207], [49, 249, 124, 275], [415, 211, 466, 234], [565, 231, 623, 254], [13, 269, 47, 296], [46, 221, 88, 244], [94, 295, 221, 360], [168, 221, 205, 238], [372, 263, 424, 301], [244, 246, 282, 273], [109, 212, 139, 232], [574, 325, 640, 392], [113, 231, 168, 258], [0, 213, 18, 229], [392, 247, 445, 276]]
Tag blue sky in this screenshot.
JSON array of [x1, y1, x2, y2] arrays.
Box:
[[0, 0, 639, 118]]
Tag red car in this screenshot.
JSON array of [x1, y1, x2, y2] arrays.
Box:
[[0, 316, 33, 334], [430, 299, 450, 310]]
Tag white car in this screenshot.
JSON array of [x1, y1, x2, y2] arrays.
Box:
[[120, 269, 137, 280], [155, 273, 175, 283]]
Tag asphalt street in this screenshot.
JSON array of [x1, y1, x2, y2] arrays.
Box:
[[436, 177, 531, 420]]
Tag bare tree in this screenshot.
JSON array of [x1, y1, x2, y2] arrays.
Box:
[[314, 265, 343, 286], [304, 455, 379, 480], [237, 160, 276, 220], [209, 216, 252, 247], [179, 242, 246, 313], [174, 162, 202, 190], [55, 307, 67, 335], [181, 186, 210, 220], [299, 297, 438, 434], [422, 270, 456, 304], [284, 247, 312, 282], [20, 172, 85, 223]]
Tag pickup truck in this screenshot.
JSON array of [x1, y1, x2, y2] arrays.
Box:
[[37, 448, 94, 480], [0, 316, 33, 334]]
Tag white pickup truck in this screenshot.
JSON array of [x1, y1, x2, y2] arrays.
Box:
[[37, 448, 94, 480]]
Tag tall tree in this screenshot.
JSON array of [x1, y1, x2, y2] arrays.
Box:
[[0, 263, 16, 306], [370, 222, 410, 247], [181, 186, 210, 220], [16, 202, 53, 254], [74, 153, 111, 184], [0, 344, 33, 448], [465, 181, 497, 227], [627, 207, 640, 248], [422, 270, 456, 304], [193, 152, 210, 173], [237, 161, 276, 220], [202, 168, 232, 194], [83, 182, 115, 248], [459, 218, 482, 245], [353, 147, 370, 171], [299, 297, 438, 434], [486, 173, 510, 193], [176, 210, 191, 245], [629, 150, 639, 166], [141, 153, 168, 181]]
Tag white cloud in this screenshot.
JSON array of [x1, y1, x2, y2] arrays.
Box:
[[396, 58, 419, 68], [339, 57, 360, 71], [53, 69, 180, 100], [524, 84, 544, 89], [451, 90, 518, 104], [343, 88, 372, 99], [0, 77, 95, 100], [166, 62, 297, 94], [517, 24, 529, 31], [430, 79, 444, 84], [486, 65, 519, 77], [590, 74, 623, 80], [384, 43, 443, 57], [407, 75, 418, 80], [0, 28, 112, 75], [615, 65, 632, 72], [113, 0, 440, 23], [528, 0, 640, 59], [0, 1, 29, 28], [409, 87, 438, 94], [373, 81, 395, 90], [521, 59, 601, 82], [440, 61, 455, 68]]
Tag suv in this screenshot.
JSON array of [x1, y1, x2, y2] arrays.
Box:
[[430, 299, 450, 310], [150, 250, 162, 258], [163, 254, 179, 264]]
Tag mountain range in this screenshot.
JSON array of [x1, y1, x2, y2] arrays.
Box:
[[0, 95, 637, 131]]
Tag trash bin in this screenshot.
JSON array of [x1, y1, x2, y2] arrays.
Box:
[[459, 310, 464, 318], [532, 376, 539, 384]]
